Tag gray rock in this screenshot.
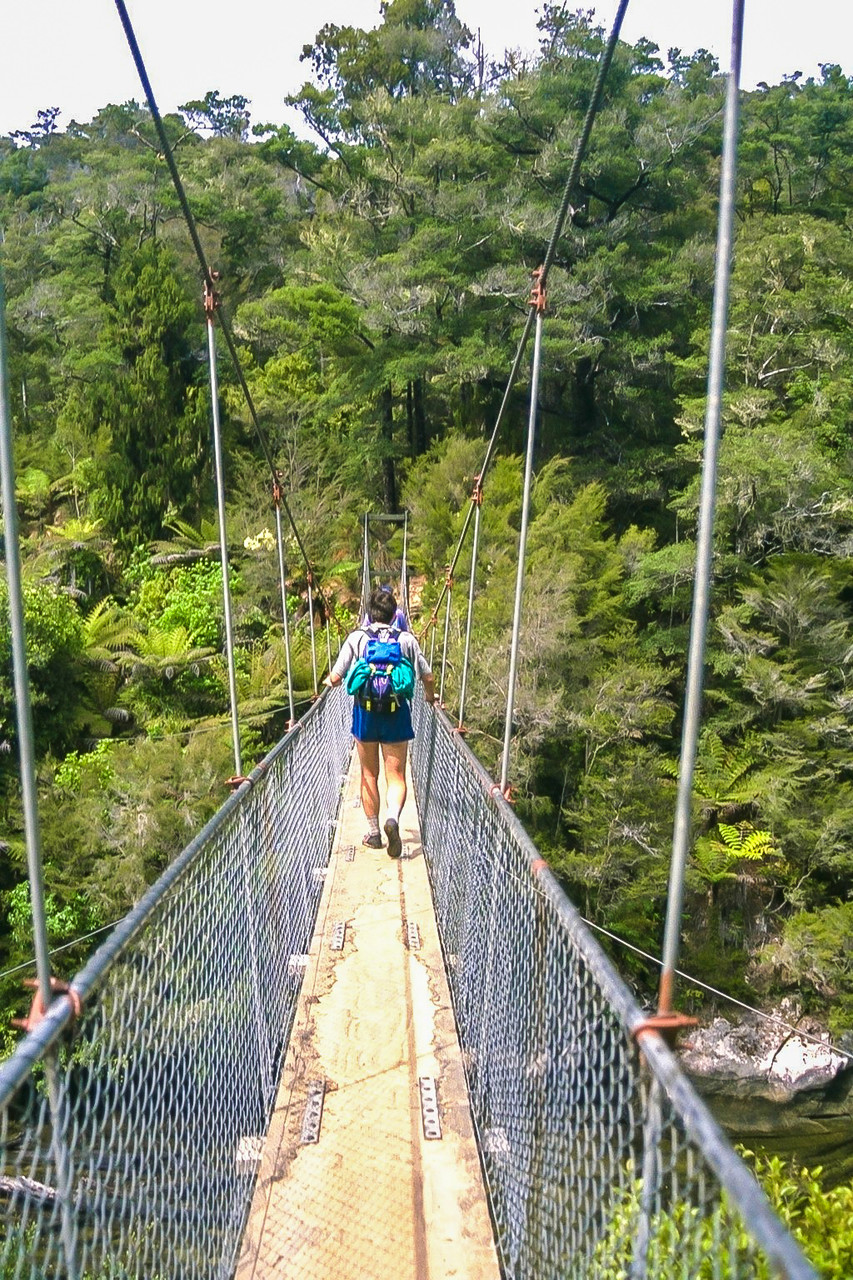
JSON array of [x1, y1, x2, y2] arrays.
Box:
[[680, 1001, 849, 1102]]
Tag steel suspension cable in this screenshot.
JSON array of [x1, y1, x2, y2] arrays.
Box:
[[581, 917, 853, 1064], [500, 304, 545, 793], [400, 510, 410, 618], [360, 514, 370, 621], [0, 266, 52, 1019], [272, 481, 296, 725], [113, 0, 338, 668], [1, 260, 81, 1280], [457, 485, 482, 728], [429, 0, 631, 628], [659, 0, 745, 1017], [438, 573, 453, 707]]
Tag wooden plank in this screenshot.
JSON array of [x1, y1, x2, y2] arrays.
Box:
[[236, 750, 500, 1280]]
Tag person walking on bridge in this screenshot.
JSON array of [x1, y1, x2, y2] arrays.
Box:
[[324, 587, 435, 857]]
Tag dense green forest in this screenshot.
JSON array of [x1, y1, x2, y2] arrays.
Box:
[[1, 2, 852, 1049]]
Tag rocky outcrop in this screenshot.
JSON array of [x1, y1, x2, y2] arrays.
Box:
[[680, 1002, 853, 1187], [681, 1001, 849, 1102]]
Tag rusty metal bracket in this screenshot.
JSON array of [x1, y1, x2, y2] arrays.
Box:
[[529, 266, 546, 315], [471, 475, 484, 507], [632, 1011, 699, 1050], [203, 270, 221, 317], [12, 977, 82, 1034], [225, 774, 252, 790]]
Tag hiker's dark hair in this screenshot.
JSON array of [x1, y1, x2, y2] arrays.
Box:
[[368, 588, 396, 624]]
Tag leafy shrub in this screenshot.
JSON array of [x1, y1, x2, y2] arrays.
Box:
[[132, 561, 229, 648]]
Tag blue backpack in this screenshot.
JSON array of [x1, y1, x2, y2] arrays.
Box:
[[345, 625, 416, 713]]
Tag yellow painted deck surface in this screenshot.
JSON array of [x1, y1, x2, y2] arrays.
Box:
[[236, 749, 500, 1280]]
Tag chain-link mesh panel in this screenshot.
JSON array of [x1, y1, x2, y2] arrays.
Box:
[[0, 688, 352, 1280], [411, 699, 816, 1280]]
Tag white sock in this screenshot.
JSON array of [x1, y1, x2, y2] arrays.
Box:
[[367, 815, 380, 835]]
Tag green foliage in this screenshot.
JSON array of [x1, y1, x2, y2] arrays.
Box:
[[132, 561, 227, 649], [693, 823, 780, 887], [6, 877, 102, 953], [0, 581, 83, 765], [590, 1152, 853, 1279], [742, 1151, 853, 1278], [755, 903, 853, 1035], [54, 739, 115, 793]]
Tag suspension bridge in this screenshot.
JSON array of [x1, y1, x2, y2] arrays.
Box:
[[0, 0, 830, 1275]]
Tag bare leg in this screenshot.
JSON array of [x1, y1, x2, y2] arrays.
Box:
[[381, 741, 409, 821], [356, 739, 380, 819]]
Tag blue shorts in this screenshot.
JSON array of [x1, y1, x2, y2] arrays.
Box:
[[352, 700, 414, 744]]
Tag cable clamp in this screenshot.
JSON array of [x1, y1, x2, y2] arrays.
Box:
[[272, 471, 284, 507], [632, 1011, 698, 1050], [490, 783, 515, 804], [12, 977, 82, 1034], [453, 724, 468, 736], [203, 270, 221, 317], [529, 266, 547, 315], [225, 774, 252, 790], [471, 475, 483, 507]]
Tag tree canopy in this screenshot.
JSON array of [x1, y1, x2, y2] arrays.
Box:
[[1, 5, 852, 1046]]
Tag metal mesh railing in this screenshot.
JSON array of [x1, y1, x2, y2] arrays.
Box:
[[411, 697, 816, 1280], [0, 687, 351, 1280]]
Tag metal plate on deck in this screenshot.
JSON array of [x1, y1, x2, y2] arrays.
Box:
[[300, 1079, 326, 1144], [418, 1076, 442, 1140], [287, 954, 309, 985], [344, 844, 356, 863], [406, 920, 421, 951], [330, 920, 346, 951]]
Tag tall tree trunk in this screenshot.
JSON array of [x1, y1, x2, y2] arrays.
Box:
[[380, 383, 397, 512], [413, 377, 427, 456], [574, 356, 597, 431], [406, 380, 416, 461]]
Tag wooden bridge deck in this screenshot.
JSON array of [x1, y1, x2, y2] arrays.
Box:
[[236, 749, 500, 1280]]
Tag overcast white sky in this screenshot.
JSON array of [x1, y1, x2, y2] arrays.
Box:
[[1, 1, 849, 139]]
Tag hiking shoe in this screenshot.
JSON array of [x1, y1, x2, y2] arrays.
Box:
[[363, 831, 383, 849], [384, 818, 402, 859]]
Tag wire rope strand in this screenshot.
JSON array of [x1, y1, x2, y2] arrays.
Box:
[[457, 495, 482, 729], [438, 579, 452, 708], [538, 0, 631, 289], [659, 0, 745, 1015], [1, 257, 81, 1280], [429, 0, 631, 626], [0, 264, 53, 1013], [360, 513, 370, 621], [305, 573, 319, 696], [112, 0, 338, 646], [500, 309, 545, 794], [582, 917, 853, 1064], [400, 510, 410, 619], [206, 316, 242, 775], [273, 494, 296, 725]]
